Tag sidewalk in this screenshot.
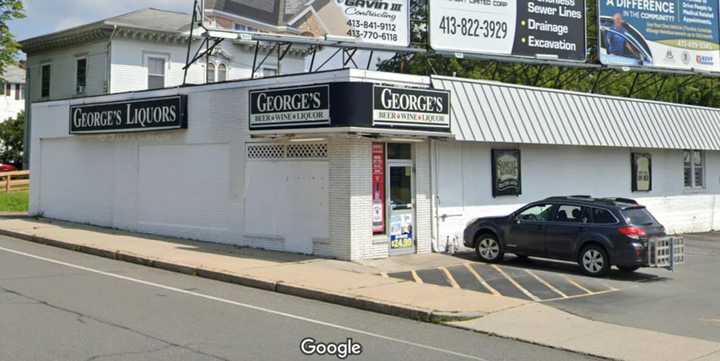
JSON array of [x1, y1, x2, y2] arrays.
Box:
[[0, 216, 718, 361]]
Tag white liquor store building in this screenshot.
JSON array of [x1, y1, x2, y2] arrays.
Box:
[[28, 69, 720, 260]]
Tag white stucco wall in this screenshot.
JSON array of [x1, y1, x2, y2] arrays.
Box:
[[433, 141, 720, 251]]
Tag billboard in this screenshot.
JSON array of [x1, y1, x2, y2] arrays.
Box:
[[429, 0, 586, 61], [598, 0, 720, 72], [202, 0, 410, 47]]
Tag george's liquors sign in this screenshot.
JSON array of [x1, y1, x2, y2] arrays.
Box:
[[70, 95, 187, 134], [249, 85, 330, 130], [373, 85, 450, 130]]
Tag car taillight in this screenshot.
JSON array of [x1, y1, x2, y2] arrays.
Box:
[[618, 226, 646, 239]]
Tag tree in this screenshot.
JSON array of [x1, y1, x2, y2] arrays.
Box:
[[0, 0, 25, 75], [0, 111, 25, 167], [379, 0, 720, 107]]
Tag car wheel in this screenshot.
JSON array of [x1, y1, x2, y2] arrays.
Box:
[[475, 233, 503, 263], [618, 265, 639, 273], [579, 245, 610, 277]]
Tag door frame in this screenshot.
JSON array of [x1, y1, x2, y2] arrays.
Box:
[[387, 158, 416, 256]]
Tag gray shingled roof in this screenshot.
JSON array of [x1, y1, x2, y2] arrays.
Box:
[[432, 75, 720, 151], [104, 8, 191, 32], [20, 8, 191, 46]]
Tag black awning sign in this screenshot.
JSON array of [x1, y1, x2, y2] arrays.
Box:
[[70, 95, 188, 134], [249, 85, 330, 129], [373, 85, 451, 129]]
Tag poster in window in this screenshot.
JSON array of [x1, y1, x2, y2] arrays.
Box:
[[631, 153, 652, 192], [372, 143, 386, 234], [492, 149, 522, 197]]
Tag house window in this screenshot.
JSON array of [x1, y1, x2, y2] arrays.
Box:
[[76, 58, 87, 94], [207, 63, 215, 83], [147, 57, 166, 89], [234, 24, 256, 32], [217, 64, 227, 82], [4, 83, 10, 96], [684, 150, 705, 189], [15, 84, 21, 100], [41, 64, 51, 98]]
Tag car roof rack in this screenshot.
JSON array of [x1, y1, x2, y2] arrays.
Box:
[[598, 197, 639, 205]]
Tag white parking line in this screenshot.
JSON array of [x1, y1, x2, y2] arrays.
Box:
[[564, 276, 593, 294], [524, 270, 568, 299], [0, 245, 488, 361], [492, 265, 541, 302], [464, 264, 501, 296], [411, 270, 424, 284], [439, 267, 461, 289]]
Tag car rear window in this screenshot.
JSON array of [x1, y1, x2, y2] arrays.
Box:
[[622, 207, 656, 225]]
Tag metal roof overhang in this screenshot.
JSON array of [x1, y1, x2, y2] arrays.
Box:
[[249, 127, 454, 139], [432, 75, 720, 151]]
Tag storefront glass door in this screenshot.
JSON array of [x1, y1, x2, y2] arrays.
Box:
[[388, 161, 415, 255]]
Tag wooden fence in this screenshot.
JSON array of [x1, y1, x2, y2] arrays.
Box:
[[0, 171, 29, 193]]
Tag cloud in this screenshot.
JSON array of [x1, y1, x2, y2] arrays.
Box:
[[9, 0, 195, 40]]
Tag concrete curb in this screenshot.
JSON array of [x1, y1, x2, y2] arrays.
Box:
[[0, 227, 477, 323]]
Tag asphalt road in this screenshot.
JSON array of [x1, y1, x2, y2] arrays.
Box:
[[547, 233, 720, 343], [0, 236, 600, 361]]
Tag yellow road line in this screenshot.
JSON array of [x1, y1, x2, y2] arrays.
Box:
[[439, 267, 461, 289], [411, 270, 424, 284], [564, 276, 593, 294], [539, 288, 620, 303], [492, 265, 541, 302], [525, 270, 568, 299], [464, 263, 501, 296]]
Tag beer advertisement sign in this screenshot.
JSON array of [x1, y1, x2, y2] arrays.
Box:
[[492, 149, 522, 197]]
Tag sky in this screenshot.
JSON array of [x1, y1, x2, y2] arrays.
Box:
[[9, 0, 194, 41]]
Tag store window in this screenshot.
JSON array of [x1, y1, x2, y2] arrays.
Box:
[[147, 57, 166, 90], [76, 57, 87, 94], [41, 64, 51, 98], [684, 150, 705, 189]]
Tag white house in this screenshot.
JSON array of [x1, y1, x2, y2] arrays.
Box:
[[20, 7, 307, 103], [0, 64, 25, 121]]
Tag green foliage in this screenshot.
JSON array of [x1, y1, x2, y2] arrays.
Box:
[[0, 111, 24, 166], [0, 0, 25, 74], [379, 0, 720, 107]]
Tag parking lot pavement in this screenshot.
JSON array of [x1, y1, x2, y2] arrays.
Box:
[[387, 255, 637, 303]]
